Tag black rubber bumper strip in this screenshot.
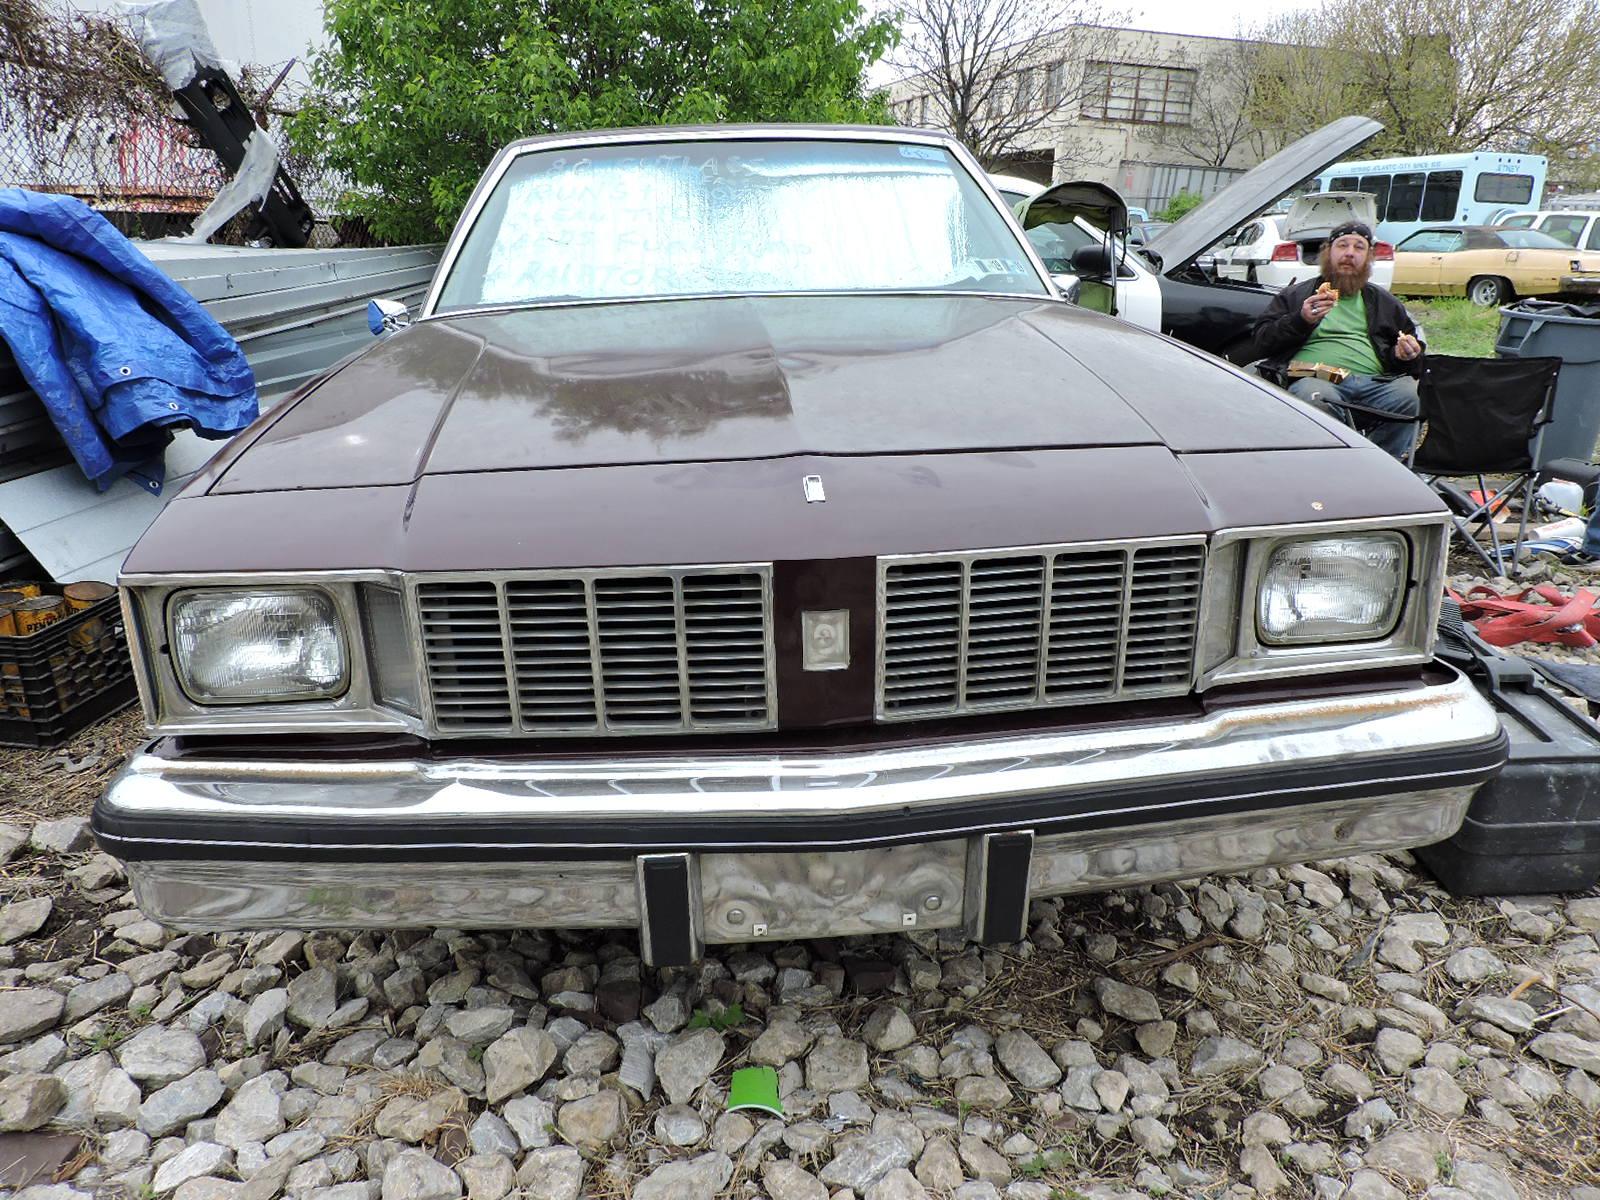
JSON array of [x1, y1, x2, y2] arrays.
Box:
[[91, 728, 1508, 863]]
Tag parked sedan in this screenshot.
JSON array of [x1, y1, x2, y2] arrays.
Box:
[[1393, 225, 1600, 305], [93, 125, 1504, 959]]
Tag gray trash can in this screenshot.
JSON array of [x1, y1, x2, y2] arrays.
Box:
[[1496, 300, 1600, 466]]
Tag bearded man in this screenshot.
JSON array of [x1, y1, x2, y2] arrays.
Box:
[[1252, 220, 1425, 458]]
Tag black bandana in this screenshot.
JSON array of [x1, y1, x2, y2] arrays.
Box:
[[1329, 220, 1374, 245]]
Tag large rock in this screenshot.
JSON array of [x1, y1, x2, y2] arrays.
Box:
[[0, 1073, 67, 1131], [65, 972, 134, 1022], [213, 1071, 287, 1148], [376, 1089, 469, 1144], [515, 1147, 584, 1200], [0, 897, 52, 944], [502, 1095, 557, 1151], [93, 1068, 142, 1129], [764, 1160, 829, 1200], [1363, 1129, 1447, 1188], [820, 1133, 916, 1190], [632, 1153, 734, 1200], [285, 967, 339, 1030], [152, 1143, 234, 1195], [865, 1169, 930, 1200], [119, 1026, 207, 1086], [750, 1019, 814, 1066], [1530, 1032, 1600, 1074], [994, 1031, 1061, 1090], [1093, 979, 1163, 1023], [0, 988, 65, 1044], [807, 1035, 871, 1094], [655, 1028, 724, 1105], [138, 1069, 225, 1138], [862, 1006, 917, 1053], [382, 1148, 462, 1200], [1189, 1037, 1263, 1079], [242, 989, 289, 1048], [30, 817, 90, 854], [483, 1028, 558, 1104], [556, 1090, 626, 1149]]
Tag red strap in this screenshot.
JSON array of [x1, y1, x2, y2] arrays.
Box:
[[1459, 586, 1599, 648]]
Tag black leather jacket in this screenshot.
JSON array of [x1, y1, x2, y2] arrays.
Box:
[[1252, 277, 1424, 379]]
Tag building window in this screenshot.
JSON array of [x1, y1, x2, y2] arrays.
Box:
[[1081, 61, 1196, 125], [1015, 67, 1038, 111], [1045, 61, 1066, 106]]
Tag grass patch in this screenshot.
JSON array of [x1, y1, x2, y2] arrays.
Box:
[[1405, 298, 1500, 358]]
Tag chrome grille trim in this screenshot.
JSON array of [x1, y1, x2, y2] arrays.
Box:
[[411, 566, 775, 737], [877, 537, 1206, 720]]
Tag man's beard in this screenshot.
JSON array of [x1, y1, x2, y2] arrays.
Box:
[[1318, 246, 1372, 296]]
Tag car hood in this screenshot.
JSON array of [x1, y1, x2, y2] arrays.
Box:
[[210, 294, 1344, 493], [1284, 192, 1379, 240], [1145, 115, 1383, 274]]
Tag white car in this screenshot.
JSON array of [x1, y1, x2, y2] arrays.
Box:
[[1213, 193, 1395, 290], [1497, 209, 1600, 252], [987, 172, 1164, 333]]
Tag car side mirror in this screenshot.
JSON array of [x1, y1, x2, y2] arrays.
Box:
[[367, 297, 412, 336], [1070, 245, 1114, 278], [1050, 273, 1083, 304]]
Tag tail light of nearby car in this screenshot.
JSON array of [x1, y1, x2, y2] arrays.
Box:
[[1373, 242, 1395, 261], [1270, 243, 1299, 263]]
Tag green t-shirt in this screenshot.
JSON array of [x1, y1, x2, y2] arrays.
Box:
[[1299, 291, 1383, 376]]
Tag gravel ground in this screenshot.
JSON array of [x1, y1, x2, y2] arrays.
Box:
[[3, 714, 1600, 1200]]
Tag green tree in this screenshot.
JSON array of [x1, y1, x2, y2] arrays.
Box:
[[288, 0, 898, 243], [1158, 190, 1203, 221]]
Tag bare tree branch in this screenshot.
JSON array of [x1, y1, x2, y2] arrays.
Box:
[[888, 0, 1144, 170]]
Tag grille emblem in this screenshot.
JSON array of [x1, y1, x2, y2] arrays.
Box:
[[803, 474, 826, 503]]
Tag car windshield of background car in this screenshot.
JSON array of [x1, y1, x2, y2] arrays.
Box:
[[1396, 230, 1466, 253], [435, 139, 1049, 310], [1537, 215, 1589, 246], [1497, 229, 1570, 250]]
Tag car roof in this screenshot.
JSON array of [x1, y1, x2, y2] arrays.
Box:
[[496, 123, 951, 155]]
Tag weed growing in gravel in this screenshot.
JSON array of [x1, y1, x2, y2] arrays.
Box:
[[685, 1002, 744, 1032]]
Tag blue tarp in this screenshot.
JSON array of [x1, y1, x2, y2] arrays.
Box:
[[0, 188, 257, 493]]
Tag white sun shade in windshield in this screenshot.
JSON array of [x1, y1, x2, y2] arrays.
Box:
[[437, 140, 1044, 309]]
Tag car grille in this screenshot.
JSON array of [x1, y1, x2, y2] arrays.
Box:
[[414, 568, 775, 735], [877, 540, 1206, 719]]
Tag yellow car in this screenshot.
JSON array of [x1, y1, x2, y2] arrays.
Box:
[[1392, 225, 1600, 305]]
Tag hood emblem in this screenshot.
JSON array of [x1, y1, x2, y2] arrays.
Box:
[[803, 474, 826, 503]]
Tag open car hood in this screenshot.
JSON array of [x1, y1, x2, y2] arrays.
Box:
[[1284, 192, 1379, 240], [1016, 180, 1129, 235], [1144, 115, 1383, 274]]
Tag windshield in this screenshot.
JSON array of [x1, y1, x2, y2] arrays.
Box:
[[435, 139, 1048, 310], [1499, 229, 1570, 249]]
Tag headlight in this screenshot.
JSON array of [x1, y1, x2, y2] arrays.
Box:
[[169, 589, 347, 703], [1257, 534, 1407, 645]]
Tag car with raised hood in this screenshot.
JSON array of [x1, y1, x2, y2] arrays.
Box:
[[93, 125, 1507, 964], [1008, 117, 1396, 362]]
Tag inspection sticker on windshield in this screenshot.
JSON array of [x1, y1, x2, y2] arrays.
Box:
[[899, 145, 944, 161]]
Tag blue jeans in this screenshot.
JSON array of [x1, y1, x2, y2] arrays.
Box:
[[1289, 374, 1420, 459]]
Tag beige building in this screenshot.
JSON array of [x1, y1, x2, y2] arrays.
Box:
[[888, 25, 1275, 215]]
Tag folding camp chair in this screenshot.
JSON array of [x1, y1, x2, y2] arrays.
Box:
[[1404, 353, 1564, 577]]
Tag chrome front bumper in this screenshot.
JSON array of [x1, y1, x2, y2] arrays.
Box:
[[95, 668, 1506, 956]]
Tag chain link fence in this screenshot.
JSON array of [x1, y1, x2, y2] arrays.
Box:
[[0, 0, 382, 247]]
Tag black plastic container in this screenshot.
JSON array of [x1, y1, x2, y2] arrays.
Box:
[[1416, 647, 1600, 895], [0, 594, 136, 749]]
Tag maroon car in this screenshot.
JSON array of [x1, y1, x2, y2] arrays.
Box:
[[94, 126, 1505, 964]]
